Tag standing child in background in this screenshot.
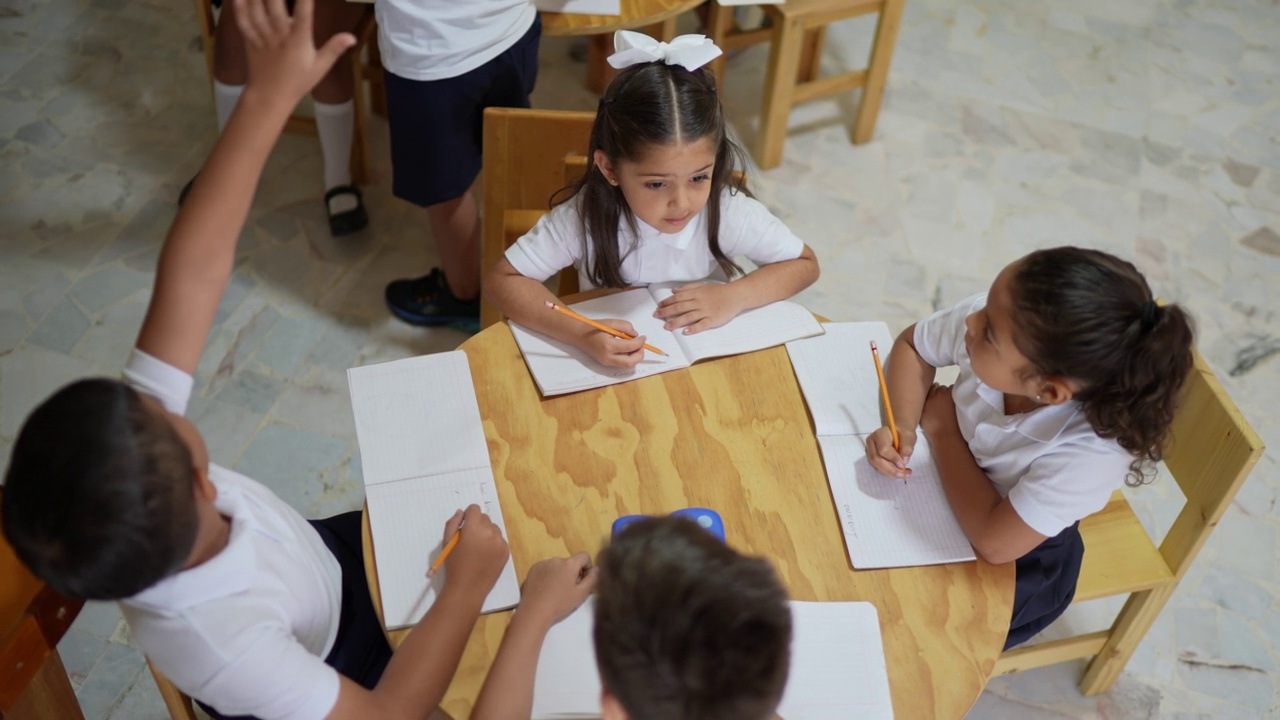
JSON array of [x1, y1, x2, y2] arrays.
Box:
[[865, 246, 1195, 648], [470, 516, 793, 719], [484, 31, 820, 369], [182, 0, 371, 236], [378, 0, 541, 328], [1, 2, 511, 718]]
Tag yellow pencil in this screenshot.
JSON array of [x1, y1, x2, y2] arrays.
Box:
[[545, 301, 668, 356], [427, 530, 460, 578], [870, 340, 900, 452]]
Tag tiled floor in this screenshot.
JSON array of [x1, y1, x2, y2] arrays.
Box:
[[1, 0, 1277, 717]]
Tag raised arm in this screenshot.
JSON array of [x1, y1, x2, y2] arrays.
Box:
[[135, 0, 354, 374]]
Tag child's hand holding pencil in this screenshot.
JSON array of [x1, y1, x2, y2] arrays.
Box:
[[866, 341, 915, 481], [545, 300, 664, 370], [428, 505, 509, 597]]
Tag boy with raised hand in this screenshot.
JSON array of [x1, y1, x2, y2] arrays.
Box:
[[472, 517, 793, 720], [0, 1, 509, 718]]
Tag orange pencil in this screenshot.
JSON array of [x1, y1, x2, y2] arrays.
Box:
[[427, 529, 460, 578], [870, 340, 900, 452], [545, 301, 668, 356]]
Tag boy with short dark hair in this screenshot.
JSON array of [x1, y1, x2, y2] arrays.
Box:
[[471, 516, 793, 720], [1, 2, 509, 718]]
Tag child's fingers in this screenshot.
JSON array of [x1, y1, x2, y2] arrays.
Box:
[[292, 0, 315, 38], [314, 32, 357, 74], [264, 0, 292, 40], [680, 317, 716, 335], [234, 0, 266, 47], [601, 318, 638, 336], [443, 508, 465, 539]]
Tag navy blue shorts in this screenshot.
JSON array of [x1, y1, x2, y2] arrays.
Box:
[[1005, 521, 1084, 650], [197, 511, 392, 720], [384, 16, 542, 208]]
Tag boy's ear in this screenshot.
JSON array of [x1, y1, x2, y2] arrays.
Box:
[[600, 688, 628, 720], [1036, 376, 1079, 406], [193, 464, 217, 503], [593, 149, 618, 187]]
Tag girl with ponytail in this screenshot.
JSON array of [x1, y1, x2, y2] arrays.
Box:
[[864, 246, 1194, 649]]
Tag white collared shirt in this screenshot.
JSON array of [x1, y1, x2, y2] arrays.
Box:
[[119, 350, 343, 720], [913, 295, 1133, 537], [376, 0, 537, 81], [505, 188, 806, 289]]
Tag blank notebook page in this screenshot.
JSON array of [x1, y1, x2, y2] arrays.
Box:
[[785, 322, 894, 437], [348, 352, 521, 629], [531, 600, 601, 719], [778, 601, 893, 720]]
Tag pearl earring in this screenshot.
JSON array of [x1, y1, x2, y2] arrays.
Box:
[[1036, 395, 1042, 402]]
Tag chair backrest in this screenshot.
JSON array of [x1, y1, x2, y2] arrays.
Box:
[[481, 108, 597, 328], [1159, 350, 1264, 577]]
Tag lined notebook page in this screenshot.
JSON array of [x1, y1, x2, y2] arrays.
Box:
[[509, 288, 690, 396], [786, 322, 894, 436], [778, 601, 893, 720], [348, 352, 521, 629], [788, 325, 975, 569], [671, 294, 825, 362], [529, 600, 892, 720], [817, 435, 974, 568]]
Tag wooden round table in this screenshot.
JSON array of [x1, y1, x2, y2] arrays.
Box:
[[364, 317, 1014, 719], [539, 0, 708, 92]]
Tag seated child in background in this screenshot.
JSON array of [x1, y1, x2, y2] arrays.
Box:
[[865, 246, 1195, 648], [471, 516, 794, 719], [484, 31, 820, 369], [1, 2, 510, 718]]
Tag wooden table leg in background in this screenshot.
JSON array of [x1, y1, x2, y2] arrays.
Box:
[[6, 651, 84, 720]]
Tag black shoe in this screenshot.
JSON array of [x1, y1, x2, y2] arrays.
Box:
[[178, 175, 195, 206], [325, 185, 369, 237], [385, 268, 480, 330]]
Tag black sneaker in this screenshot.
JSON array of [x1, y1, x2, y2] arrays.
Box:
[[385, 268, 480, 331]]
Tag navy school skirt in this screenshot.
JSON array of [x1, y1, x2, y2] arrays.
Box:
[[197, 511, 393, 720], [1005, 521, 1084, 650]]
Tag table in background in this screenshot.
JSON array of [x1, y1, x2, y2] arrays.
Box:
[[363, 306, 1015, 719], [541, 0, 708, 92]]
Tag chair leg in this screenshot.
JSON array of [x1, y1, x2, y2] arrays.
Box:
[[1079, 583, 1176, 695], [797, 27, 825, 83], [587, 34, 613, 94], [148, 660, 199, 720], [755, 17, 804, 170], [193, 0, 217, 98], [349, 29, 371, 185], [852, 0, 905, 144], [705, 0, 735, 86]]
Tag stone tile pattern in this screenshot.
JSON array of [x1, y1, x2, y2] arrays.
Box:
[[0, 0, 1277, 717]]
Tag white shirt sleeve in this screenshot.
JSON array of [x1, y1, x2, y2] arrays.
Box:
[[122, 349, 195, 415], [505, 203, 585, 283], [912, 293, 987, 369], [715, 191, 805, 266], [1006, 446, 1131, 537], [183, 626, 341, 720]]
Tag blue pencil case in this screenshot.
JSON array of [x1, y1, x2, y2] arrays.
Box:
[[612, 507, 726, 542]]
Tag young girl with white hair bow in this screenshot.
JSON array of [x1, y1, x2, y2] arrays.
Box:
[[485, 31, 821, 369]]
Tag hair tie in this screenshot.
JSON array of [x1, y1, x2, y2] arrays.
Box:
[[1140, 300, 1159, 331], [607, 30, 723, 73]]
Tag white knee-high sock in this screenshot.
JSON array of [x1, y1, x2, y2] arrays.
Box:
[[314, 99, 357, 214], [214, 80, 245, 133]]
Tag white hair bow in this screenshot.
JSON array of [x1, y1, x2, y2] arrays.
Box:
[[607, 30, 724, 72]]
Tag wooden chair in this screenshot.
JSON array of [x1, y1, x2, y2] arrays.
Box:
[[147, 662, 198, 720], [992, 350, 1264, 694], [705, 0, 906, 169], [191, 0, 383, 184], [480, 108, 599, 329]]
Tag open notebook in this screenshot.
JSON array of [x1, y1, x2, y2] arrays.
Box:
[[786, 323, 976, 569], [347, 352, 521, 629], [531, 600, 893, 719], [510, 284, 824, 396]]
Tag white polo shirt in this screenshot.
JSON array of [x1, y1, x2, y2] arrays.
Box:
[[118, 350, 344, 720], [376, 0, 537, 82], [913, 294, 1133, 538], [506, 189, 807, 290]]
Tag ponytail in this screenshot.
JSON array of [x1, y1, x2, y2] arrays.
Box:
[[1008, 247, 1196, 485]]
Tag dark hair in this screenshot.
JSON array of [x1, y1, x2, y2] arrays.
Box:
[[556, 62, 749, 288], [1, 379, 199, 599], [593, 516, 792, 720], [1007, 247, 1195, 485]]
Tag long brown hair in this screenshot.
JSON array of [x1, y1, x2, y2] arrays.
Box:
[[1008, 247, 1195, 486], [553, 62, 749, 288]]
